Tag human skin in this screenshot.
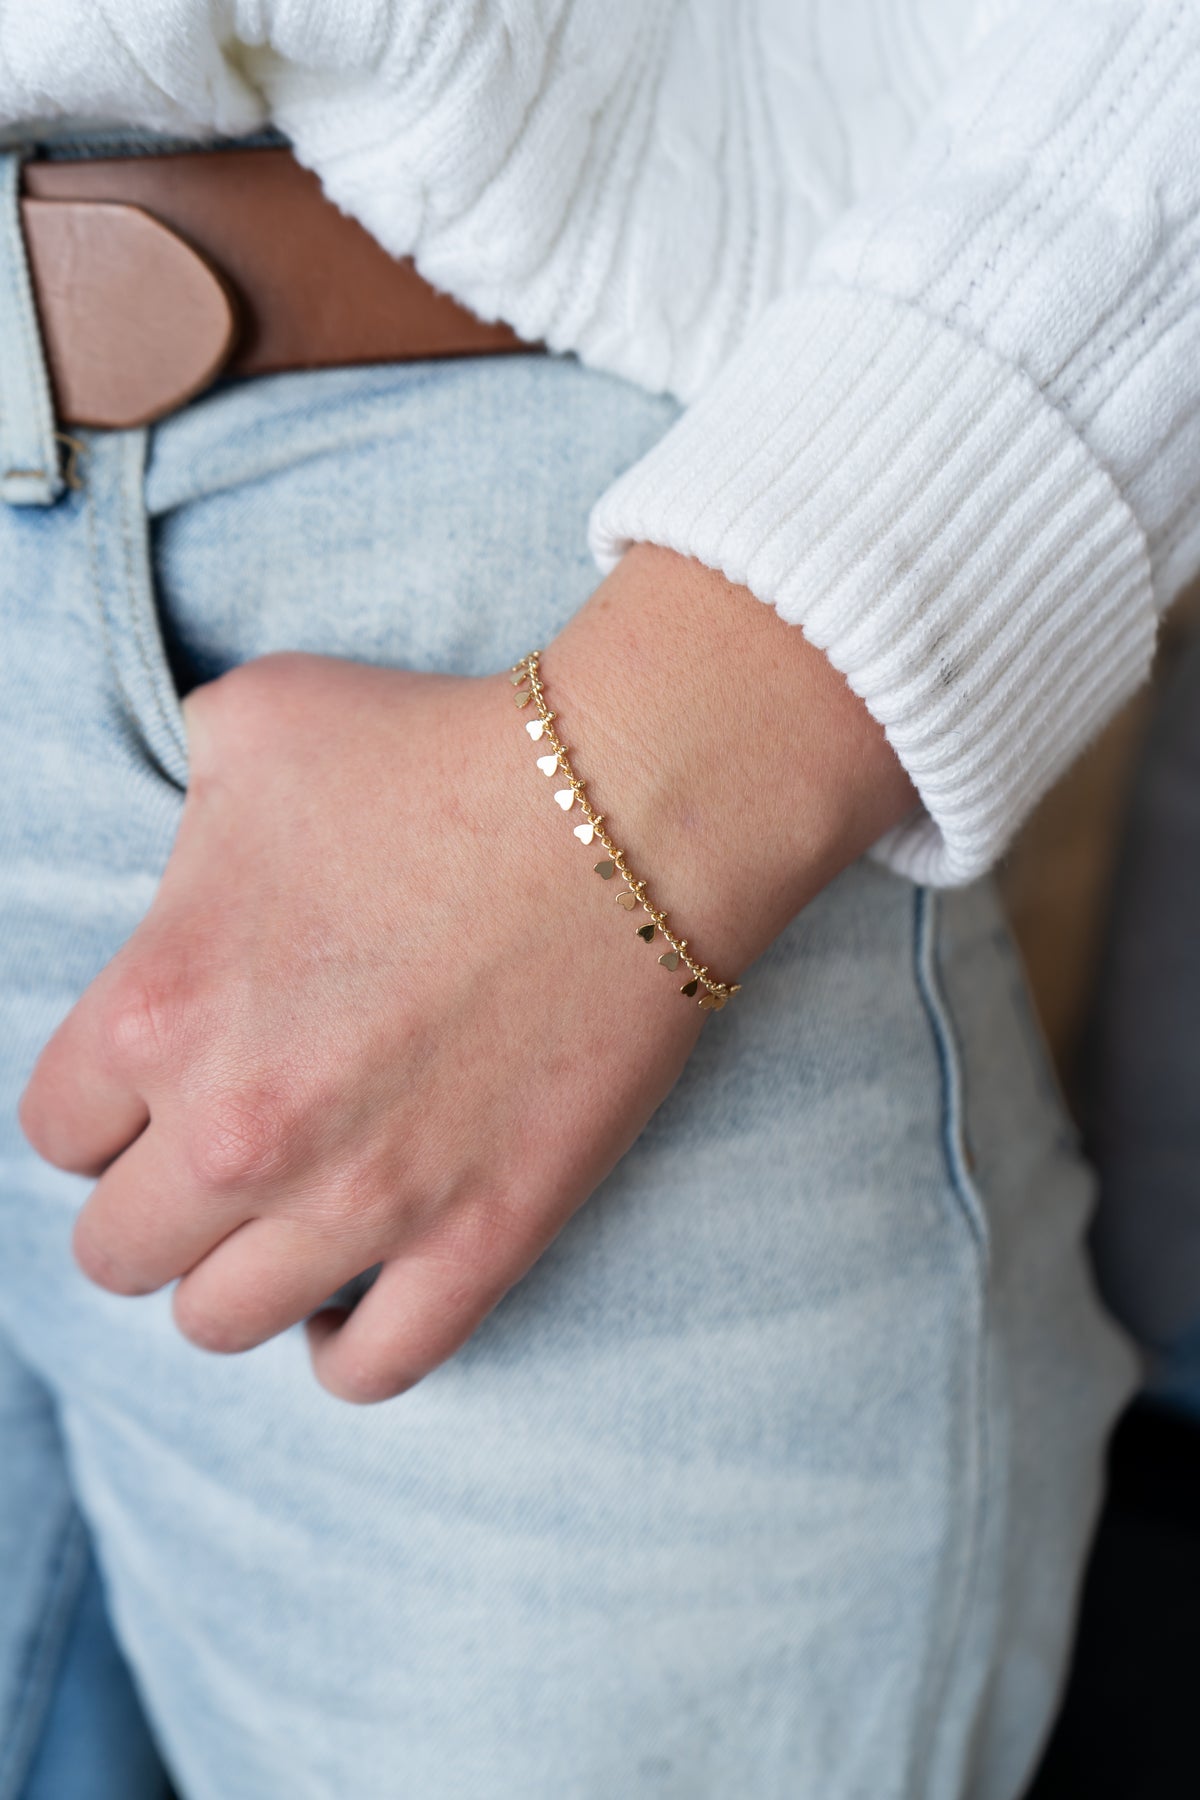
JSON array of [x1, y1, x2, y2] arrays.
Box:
[[18, 544, 917, 1403]]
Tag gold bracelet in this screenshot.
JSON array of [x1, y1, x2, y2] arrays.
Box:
[[511, 651, 742, 1011]]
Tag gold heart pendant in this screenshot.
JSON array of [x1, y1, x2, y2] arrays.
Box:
[[680, 978, 700, 997], [615, 890, 638, 910], [536, 753, 558, 776], [510, 670, 528, 686], [658, 950, 680, 971], [515, 690, 533, 708], [525, 719, 546, 740], [573, 821, 595, 845], [698, 992, 726, 1011], [636, 923, 656, 942], [554, 789, 575, 811], [594, 860, 616, 879]]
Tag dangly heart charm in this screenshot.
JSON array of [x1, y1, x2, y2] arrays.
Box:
[[573, 821, 596, 845], [658, 950, 680, 971], [615, 890, 638, 911], [536, 753, 558, 776], [554, 788, 575, 811], [525, 719, 547, 740]]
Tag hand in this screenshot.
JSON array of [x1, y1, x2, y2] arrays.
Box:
[[19, 548, 915, 1401]]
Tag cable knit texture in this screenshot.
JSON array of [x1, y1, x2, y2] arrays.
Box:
[[2, 0, 1198, 881]]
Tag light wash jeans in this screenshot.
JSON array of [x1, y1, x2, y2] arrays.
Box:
[[0, 138, 1137, 1800]]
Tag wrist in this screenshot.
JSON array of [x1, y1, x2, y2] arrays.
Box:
[[544, 545, 918, 977]]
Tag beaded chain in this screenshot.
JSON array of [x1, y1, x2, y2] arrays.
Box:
[[511, 652, 741, 1011]]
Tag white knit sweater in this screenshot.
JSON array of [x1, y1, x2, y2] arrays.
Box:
[[3, 1, 1197, 883]]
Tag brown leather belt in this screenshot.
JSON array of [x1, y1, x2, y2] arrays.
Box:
[[20, 146, 535, 431]]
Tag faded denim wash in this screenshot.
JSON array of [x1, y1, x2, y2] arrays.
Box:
[[0, 140, 1137, 1800]]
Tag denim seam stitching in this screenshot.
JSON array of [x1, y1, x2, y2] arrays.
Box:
[[117, 429, 188, 780], [0, 1508, 89, 1800], [84, 432, 185, 788], [910, 884, 994, 1796], [83, 442, 138, 744]]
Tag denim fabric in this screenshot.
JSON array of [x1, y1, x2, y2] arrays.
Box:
[[0, 143, 1137, 1800], [17, 1548, 170, 1800]]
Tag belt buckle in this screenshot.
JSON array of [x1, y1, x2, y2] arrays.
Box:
[[20, 191, 238, 431]]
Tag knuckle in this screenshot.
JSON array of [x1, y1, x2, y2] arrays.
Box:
[[172, 1288, 259, 1356], [209, 651, 306, 704], [71, 1219, 155, 1297], [444, 1185, 532, 1279], [16, 1080, 54, 1161], [190, 654, 311, 752], [184, 1093, 291, 1193], [320, 1351, 416, 1407], [102, 971, 181, 1071]]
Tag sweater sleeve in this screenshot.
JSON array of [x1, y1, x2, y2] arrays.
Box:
[[589, 0, 1200, 886]]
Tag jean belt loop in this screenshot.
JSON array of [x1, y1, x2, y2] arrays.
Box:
[[0, 148, 65, 508]]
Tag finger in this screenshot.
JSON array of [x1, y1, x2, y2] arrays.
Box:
[[308, 1204, 547, 1404], [72, 1126, 247, 1297], [171, 1215, 378, 1356], [20, 976, 150, 1175]]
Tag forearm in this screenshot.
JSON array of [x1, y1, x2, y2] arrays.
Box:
[[546, 544, 919, 982]]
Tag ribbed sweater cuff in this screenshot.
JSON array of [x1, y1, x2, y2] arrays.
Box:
[[589, 287, 1157, 887]]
